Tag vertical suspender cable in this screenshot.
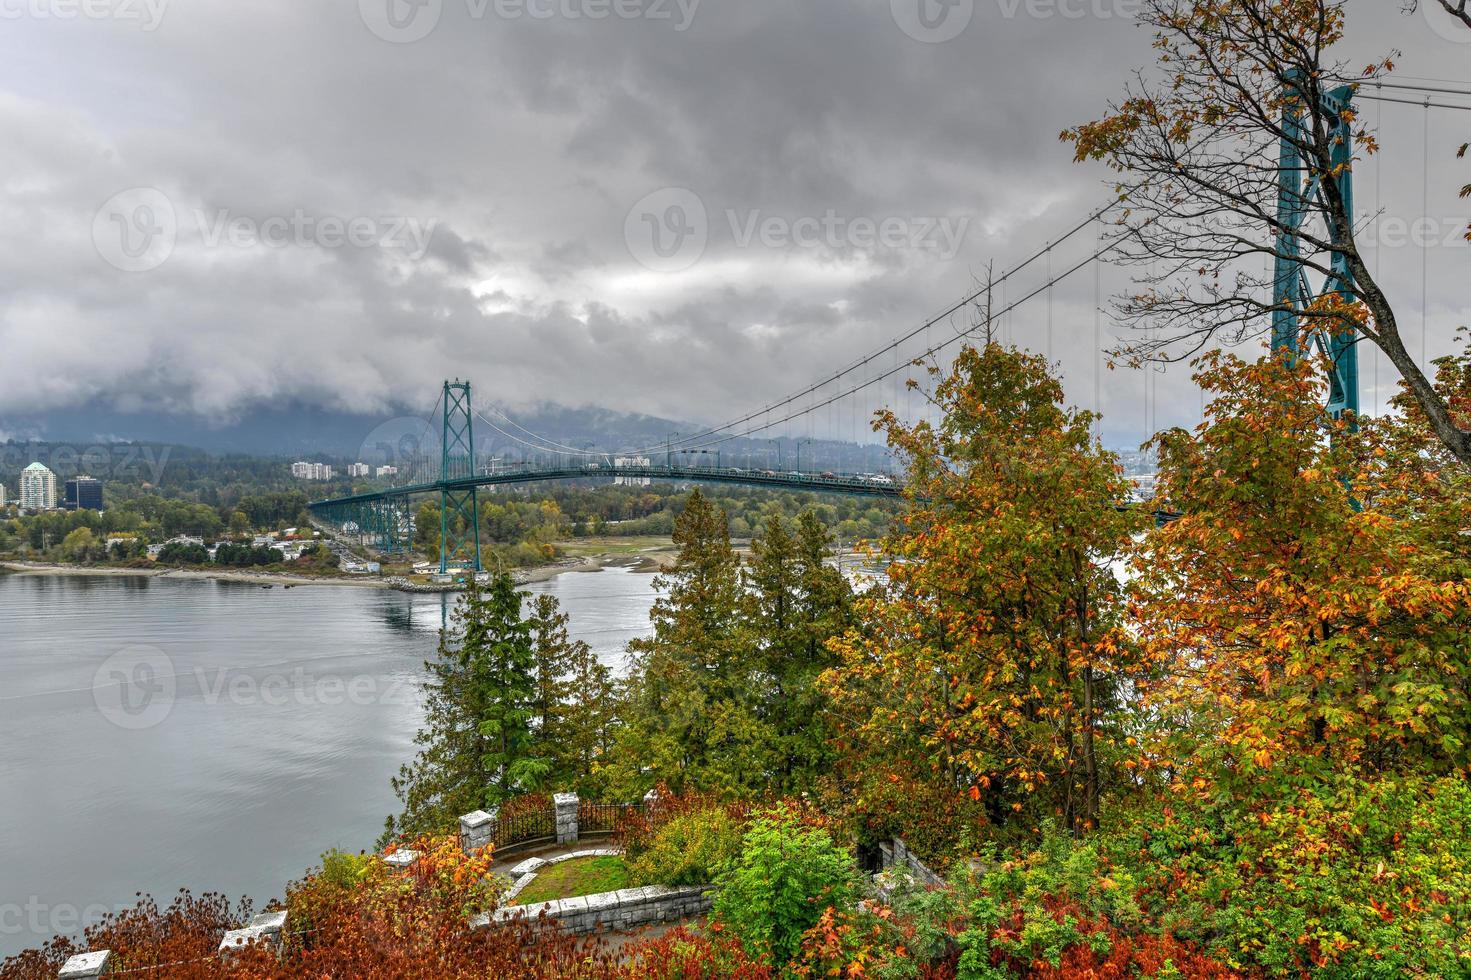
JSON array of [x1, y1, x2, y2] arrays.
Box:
[[1423, 98, 1430, 366], [1093, 240, 1102, 432], [1374, 96, 1382, 416], [1046, 241, 1054, 360]]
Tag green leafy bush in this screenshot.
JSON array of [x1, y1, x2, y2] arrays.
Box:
[[713, 807, 860, 968], [925, 775, 1471, 977], [1116, 775, 1471, 976], [628, 808, 744, 887], [318, 849, 377, 890]]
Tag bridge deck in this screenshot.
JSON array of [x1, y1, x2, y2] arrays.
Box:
[[309, 464, 903, 510]]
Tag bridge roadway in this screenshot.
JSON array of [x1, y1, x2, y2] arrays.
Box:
[[309, 464, 904, 512], [308, 463, 1177, 530]]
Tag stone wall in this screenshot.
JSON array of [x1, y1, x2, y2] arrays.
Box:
[[473, 885, 714, 936], [880, 837, 946, 889]]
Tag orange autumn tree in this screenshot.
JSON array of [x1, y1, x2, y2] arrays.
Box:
[[1129, 346, 1471, 796], [1371, 329, 1471, 569], [822, 343, 1142, 837]]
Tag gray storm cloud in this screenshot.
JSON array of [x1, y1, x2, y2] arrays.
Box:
[[0, 0, 1466, 446]]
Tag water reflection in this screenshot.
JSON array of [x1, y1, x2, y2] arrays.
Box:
[[0, 568, 657, 959]]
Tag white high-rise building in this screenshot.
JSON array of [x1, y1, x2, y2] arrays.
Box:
[[291, 461, 335, 480], [375, 465, 398, 478], [19, 462, 58, 510], [347, 462, 371, 477], [0, 483, 8, 507]]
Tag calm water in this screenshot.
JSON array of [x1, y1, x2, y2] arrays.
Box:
[[0, 565, 656, 958]]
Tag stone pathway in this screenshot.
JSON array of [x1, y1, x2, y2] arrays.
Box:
[[487, 840, 605, 877], [594, 915, 709, 957]]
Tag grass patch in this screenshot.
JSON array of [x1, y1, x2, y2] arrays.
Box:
[[553, 536, 673, 557], [512, 856, 630, 905]]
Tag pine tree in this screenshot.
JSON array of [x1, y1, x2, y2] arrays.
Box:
[[616, 489, 772, 795], [529, 593, 573, 748], [793, 509, 853, 668], [746, 510, 853, 793], [559, 636, 619, 793], [475, 574, 550, 802], [385, 573, 549, 842], [528, 591, 619, 791]]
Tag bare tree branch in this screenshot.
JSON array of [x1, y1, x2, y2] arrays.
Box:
[[1065, 0, 1471, 468], [1404, 0, 1471, 31]]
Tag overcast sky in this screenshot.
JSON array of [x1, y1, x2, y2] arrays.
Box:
[[1, 0, 1467, 448]]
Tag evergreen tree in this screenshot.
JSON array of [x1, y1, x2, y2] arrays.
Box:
[[529, 593, 573, 745], [528, 591, 619, 791], [385, 573, 549, 841], [746, 511, 853, 793], [559, 635, 619, 794], [793, 510, 854, 666], [616, 489, 772, 795], [474, 574, 550, 802]]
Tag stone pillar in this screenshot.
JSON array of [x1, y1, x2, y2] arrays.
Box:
[[554, 792, 580, 845], [58, 951, 111, 979], [219, 909, 288, 956], [460, 808, 497, 854]]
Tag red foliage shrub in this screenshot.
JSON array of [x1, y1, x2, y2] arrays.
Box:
[[0, 837, 758, 979], [620, 927, 774, 979], [0, 892, 251, 980], [1008, 915, 1249, 979]]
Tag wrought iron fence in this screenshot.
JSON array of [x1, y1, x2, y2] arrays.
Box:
[[491, 804, 556, 852], [477, 798, 646, 859], [579, 801, 644, 837]]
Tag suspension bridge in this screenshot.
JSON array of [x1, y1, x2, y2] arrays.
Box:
[[310, 389, 906, 575], [309, 77, 1469, 574]]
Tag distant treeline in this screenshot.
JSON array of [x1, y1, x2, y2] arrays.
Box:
[[1, 442, 898, 568], [412, 483, 899, 568]]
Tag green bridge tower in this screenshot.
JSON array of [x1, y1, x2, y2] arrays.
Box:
[[439, 380, 482, 575], [1272, 78, 1360, 423]]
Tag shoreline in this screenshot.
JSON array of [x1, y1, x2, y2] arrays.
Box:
[[0, 546, 678, 591], [0, 561, 392, 589]]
